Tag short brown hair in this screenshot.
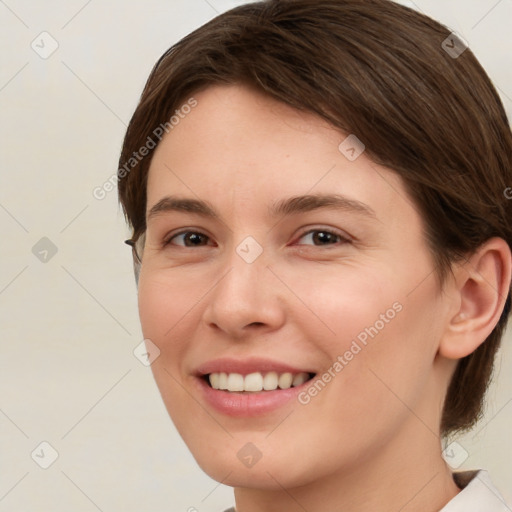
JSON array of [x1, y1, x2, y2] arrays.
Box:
[[117, 0, 512, 436]]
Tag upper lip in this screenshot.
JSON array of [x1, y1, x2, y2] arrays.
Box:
[[196, 357, 315, 377]]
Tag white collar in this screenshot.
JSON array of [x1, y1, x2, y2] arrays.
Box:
[[440, 470, 510, 511]]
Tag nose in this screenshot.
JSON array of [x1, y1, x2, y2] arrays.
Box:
[[202, 243, 286, 339]]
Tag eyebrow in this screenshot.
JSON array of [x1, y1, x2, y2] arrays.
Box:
[[147, 193, 377, 221]]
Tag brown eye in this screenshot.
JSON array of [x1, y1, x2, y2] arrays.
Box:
[[165, 231, 211, 247], [296, 229, 349, 246]]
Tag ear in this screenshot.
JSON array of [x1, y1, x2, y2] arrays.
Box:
[[439, 237, 512, 360]]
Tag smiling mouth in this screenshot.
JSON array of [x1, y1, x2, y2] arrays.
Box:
[[203, 371, 316, 393]]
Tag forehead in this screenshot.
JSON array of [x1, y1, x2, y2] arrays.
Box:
[[146, 84, 418, 230]]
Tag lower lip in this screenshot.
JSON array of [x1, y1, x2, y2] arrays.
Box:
[[195, 377, 311, 417]]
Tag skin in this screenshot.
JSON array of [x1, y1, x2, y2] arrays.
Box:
[[137, 84, 511, 512]]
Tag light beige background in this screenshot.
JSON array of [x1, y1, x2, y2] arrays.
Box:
[[0, 1, 511, 511]]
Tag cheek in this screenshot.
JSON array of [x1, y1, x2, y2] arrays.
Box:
[[297, 263, 440, 419], [137, 277, 196, 450], [285, 263, 401, 354], [137, 269, 205, 344], [323, 278, 443, 440], [137, 273, 196, 404]]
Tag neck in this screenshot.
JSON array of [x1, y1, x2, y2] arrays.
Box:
[[233, 418, 460, 512]]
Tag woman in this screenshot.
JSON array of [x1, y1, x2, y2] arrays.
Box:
[[118, 1, 512, 510]]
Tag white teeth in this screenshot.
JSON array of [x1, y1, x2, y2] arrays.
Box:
[[244, 372, 263, 392], [292, 372, 308, 387], [278, 372, 293, 390], [263, 371, 278, 390], [209, 373, 220, 389], [218, 372, 228, 390], [227, 373, 244, 391], [207, 371, 311, 392]]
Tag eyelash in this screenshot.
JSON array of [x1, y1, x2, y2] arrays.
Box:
[[162, 228, 351, 248]]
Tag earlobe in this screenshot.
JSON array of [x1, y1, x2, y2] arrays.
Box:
[[439, 237, 512, 360]]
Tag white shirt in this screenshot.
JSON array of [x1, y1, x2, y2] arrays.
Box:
[[440, 470, 510, 511], [223, 470, 510, 512]]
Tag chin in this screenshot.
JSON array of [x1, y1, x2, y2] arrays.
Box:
[[188, 439, 319, 491]]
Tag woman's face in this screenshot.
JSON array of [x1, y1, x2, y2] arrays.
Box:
[[138, 84, 453, 489]]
